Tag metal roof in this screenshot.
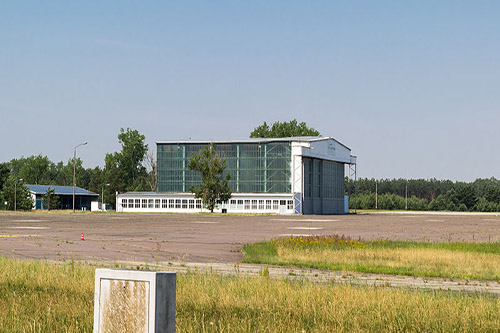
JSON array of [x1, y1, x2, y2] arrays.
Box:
[[27, 185, 98, 196], [156, 136, 351, 150], [119, 192, 158, 195]]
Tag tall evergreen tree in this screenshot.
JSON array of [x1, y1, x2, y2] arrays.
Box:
[[42, 187, 60, 210]]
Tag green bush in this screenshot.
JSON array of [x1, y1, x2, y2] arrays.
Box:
[[407, 196, 428, 210], [346, 177, 500, 212]]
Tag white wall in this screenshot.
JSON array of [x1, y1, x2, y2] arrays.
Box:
[[116, 193, 295, 214], [294, 138, 352, 164]]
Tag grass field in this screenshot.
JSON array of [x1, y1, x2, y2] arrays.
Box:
[[2, 257, 500, 332], [0, 257, 94, 332], [243, 235, 500, 281]]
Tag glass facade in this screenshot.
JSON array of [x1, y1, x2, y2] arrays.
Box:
[[157, 142, 292, 193]]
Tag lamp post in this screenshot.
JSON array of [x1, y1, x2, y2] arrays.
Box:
[[102, 183, 110, 211], [73, 142, 88, 213], [14, 178, 23, 211]]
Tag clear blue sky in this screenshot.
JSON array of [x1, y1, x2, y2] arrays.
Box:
[[1, 1, 499, 181]]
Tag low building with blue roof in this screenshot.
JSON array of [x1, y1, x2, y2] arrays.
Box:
[[27, 185, 99, 210]]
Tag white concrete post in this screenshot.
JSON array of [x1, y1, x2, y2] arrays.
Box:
[[93, 269, 176, 333]]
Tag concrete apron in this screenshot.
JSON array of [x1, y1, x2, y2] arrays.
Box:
[[105, 261, 500, 297]]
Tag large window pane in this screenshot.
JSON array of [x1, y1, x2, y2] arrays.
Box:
[[157, 142, 292, 193]]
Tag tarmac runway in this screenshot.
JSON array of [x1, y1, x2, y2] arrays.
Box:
[[1, 211, 500, 263]]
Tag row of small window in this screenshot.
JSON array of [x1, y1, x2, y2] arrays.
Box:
[[228, 199, 294, 211], [121, 198, 294, 211], [122, 198, 202, 209]]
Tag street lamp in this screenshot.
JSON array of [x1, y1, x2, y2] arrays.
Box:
[[73, 142, 87, 213], [102, 183, 110, 211], [14, 178, 23, 211]]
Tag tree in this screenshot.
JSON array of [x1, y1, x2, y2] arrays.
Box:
[[144, 149, 157, 192], [452, 183, 477, 211], [104, 128, 148, 189], [88, 166, 104, 195], [2, 177, 33, 211], [428, 195, 448, 211], [54, 158, 88, 187], [103, 152, 126, 208], [103, 128, 149, 206], [250, 119, 320, 138], [407, 196, 429, 211], [0, 162, 10, 192], [187, 143, 231, 212], [42, 187, 60, 210], [485, 184, 500, 204], [5, 155, 93, 190], [116, 127, 148, 187], [9, 155, 55, 185]]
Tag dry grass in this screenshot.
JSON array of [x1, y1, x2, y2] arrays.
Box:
[[2, 256, 500, 332], [277, 247, 500, 280], [244, 236, 500, 280], [0, 257, 94, 332], [178, 272, 500, 332]]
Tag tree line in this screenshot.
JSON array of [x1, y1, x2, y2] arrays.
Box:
[[346, 177, 500, 212], [4, 119, 499, 213], [0, 128, 154, 210], [0, 119, 320, 211]]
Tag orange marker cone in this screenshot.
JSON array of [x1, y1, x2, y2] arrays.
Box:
[[81, 232, 85, 241]]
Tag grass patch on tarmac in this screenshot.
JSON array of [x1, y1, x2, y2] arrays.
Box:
[[243, 236, 500, 281], [1, 257, 500, 332]]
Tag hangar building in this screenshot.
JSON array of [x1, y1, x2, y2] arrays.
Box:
[[116, 137, 356, 215], [28, 184, 98, 210]]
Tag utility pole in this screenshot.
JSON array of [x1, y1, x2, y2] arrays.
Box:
[[354, 165, 357, 214], [14, 178, 23, 211], [375, 181, 378, 210], [73, 142, 87, 213], [405, 182, 408, 210]]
